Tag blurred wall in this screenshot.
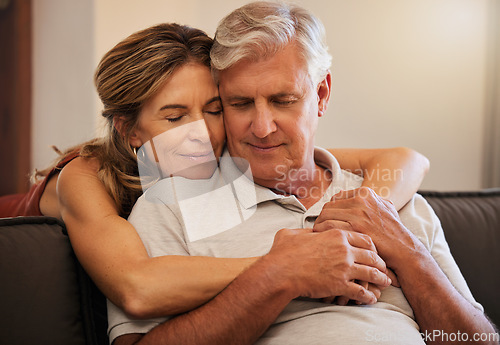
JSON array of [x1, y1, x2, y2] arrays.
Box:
[[32, 0, 95, 170], [32, 0, 498, 191]]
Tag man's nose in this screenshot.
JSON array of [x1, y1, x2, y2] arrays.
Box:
[[251, 104, 277, 138]]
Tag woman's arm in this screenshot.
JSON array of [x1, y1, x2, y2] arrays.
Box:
[[329, 147, 429, 210], [57, 148, 427, 319], [57, 157, 256, 319]]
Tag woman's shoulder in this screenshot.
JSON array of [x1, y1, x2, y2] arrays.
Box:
[[57, 156, 104, 193], [57, 155, 119, 216], [60, 155, 101, 176]]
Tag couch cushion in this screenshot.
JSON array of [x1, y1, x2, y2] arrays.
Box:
[[0, 216, 107, 345], [420, 189, 500, 327]]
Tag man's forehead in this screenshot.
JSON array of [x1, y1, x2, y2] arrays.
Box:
[[219, 83, 306, 102], [220, 47, 310, 87], [218, 63, 309, 99]]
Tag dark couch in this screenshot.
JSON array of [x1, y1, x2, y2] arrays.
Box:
[[0, 189, 499, 345]]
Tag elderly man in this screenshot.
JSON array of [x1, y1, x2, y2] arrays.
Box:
[[110, 1, 496, 344]]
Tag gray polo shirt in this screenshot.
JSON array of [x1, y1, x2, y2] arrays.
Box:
[[107, 147, 482, 344]]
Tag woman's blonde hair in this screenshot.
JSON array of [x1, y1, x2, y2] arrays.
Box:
[[35, 23, 213, 217]]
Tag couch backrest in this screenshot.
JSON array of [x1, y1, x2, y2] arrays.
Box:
[[0, 216, 108, 345], [1, 189, 498, 342], [420, 189, 500, 328]]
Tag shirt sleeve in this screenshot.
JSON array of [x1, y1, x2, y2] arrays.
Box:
[[107, 300, 167, 345], [128, 191, 190, 257], [107, 186, 189, 343]]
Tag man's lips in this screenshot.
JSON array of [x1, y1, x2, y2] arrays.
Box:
[[247, 143, 283, 152]]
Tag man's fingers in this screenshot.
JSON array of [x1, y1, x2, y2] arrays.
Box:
[[355, 281, 371, 305], [345, 231, 377, 252], [313, 220, 352, 232], [337, 281, 383, 306], [283, 228, 313, 235], [331, 189, 356, 201], [386, 268, 400, 287], [322, 296, 336, 304], [344, 281, 377, 305], [316, 207, 355, 224], [274, 228, 313, 239], [336, 296, 350, 306], [352, 246, 386, 272], [355, 283, 382, 305], [368, 283, 382, 300], [352, 263, 391, 287]]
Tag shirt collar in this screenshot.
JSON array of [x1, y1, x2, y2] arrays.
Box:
[[219, 150, 279, 209], [220, 147, 347, 210]]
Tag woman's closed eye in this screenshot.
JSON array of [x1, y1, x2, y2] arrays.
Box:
[[204, 100, 223, 116], [204, 109, 223, 116], [165, 113, 186, 122]]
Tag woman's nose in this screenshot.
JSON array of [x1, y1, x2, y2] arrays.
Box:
[[188, 119, 211, 143]]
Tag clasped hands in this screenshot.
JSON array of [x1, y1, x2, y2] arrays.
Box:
[[314, 187, 406, 305], [268, 187, 409, 306]]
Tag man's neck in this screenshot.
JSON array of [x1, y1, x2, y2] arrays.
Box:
[[267, 164, 332, 209]]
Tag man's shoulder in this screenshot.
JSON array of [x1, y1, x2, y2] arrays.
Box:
[[399, 193, 438, 223], [398, 193, 441, 250], [139, 178, 182, 206], [128, 179, 180, 224]]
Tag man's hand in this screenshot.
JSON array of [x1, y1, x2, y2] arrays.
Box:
[[314, 187, 498, 342], [266, 227, 392, 304], [111, 225, 390, 345], [314, 187, 423, 272], [313, 189, 401, 305]]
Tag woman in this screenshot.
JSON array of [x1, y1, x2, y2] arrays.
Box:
[[0, 23, 429, 318]]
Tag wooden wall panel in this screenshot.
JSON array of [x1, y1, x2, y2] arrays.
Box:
[[0, 0, 31, 195]]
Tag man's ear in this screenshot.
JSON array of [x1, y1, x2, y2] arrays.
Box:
[[317, 71, 332, 117], [113, 116, 143, 148]]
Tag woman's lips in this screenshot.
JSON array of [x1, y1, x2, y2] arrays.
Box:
[[178, 151, 214, 161]]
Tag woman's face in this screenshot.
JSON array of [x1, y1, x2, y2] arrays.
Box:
[[131, 63, 225, 180]]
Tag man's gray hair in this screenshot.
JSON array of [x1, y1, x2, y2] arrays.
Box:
[[211, 0, 332, 87]]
